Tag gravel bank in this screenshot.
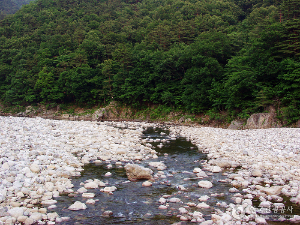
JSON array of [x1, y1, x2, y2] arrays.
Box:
[[171, 126, 300, 223], [0, 116, 155, 224]]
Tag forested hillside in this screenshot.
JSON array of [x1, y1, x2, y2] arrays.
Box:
[[0, 0, 33, 19], [0, 0, 299, 124]]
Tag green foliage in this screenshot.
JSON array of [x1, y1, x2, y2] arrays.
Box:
[[0, 0, 299, 123]]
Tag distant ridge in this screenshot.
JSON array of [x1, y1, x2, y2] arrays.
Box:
[[0, 0, 34, 19]]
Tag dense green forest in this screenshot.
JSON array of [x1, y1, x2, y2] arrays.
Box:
[[0, 0, 34, 19], [0, 0, 299, 123]]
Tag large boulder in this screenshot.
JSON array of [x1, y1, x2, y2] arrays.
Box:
[[124, 164, 153, 181], [245, 113, 281, 129]]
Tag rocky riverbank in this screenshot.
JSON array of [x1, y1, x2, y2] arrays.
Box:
[[0, 116, 157, 224], [171, 125, 300, 223], [0, 116, 300, 224]]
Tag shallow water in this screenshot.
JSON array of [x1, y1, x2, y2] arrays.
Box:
[[52, 126, 300, 224], [50, 127, 231, 224]]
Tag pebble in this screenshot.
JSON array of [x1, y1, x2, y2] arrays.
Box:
[[104, 172, 112, 177], [142, 181, 152, 187], [193, 168, 202, 173], [196, 202, 210, 209], [252, 169, 263, 177], [169, 198, 181, 203], [17, 216, 28, 223], [86, 199, 96, 204], [198, 195, 210, 201], [198, 181, 213, 189], [102, 210, 113, 217], [82, 193, 95, 198], [211, 166, 222, 173], [187, 202, 196, 207], [77, 187, 87, 193], [159, 197, 167, 204], [180, 215, 189, 221], [178, 207, 188, 214]]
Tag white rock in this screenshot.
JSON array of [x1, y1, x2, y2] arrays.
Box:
[[196, 171, 208, 178], [142, 181, 152, 187], [149, 162, 167, 170], [290, 215, 300, 223], [235, 197, 242, 204], [192, 211, 203, 218], [2, 162, 9, 169], [24, 218, 35, 225], [84, 182, 98, 189], [47, 212, 59, 221], [178, 207, 188, 214], [198, 195, 210, 201], [252, 169, 263, 177], [169, 197, 181, 203], [255, 216, 267, 224], [30, 212, 42, 221], [8, 207, 24, 218], [197, 202, 210, 208], [41, 200, 57, 205], [17, 216, 28, 223], [180, 216, 189, 221], [211, 166, 222, 173], [30, 164, 40, 173], [187, 202, 196, 207], [259, 201, 272, 208], [77, 187, 87, 193], [68, 201, 87, 210], [198, 181, 213, 189], [159, 198, 166, 204], [48, 205, 57, 209], [262, 186, 283, 195], [45, 182, 54, 192], [86, 199, 96, 204], [82, 193, 95, 198], [193, 168, 202, 173], [178, 185, 186, 191], [102, 186, 117, 193], [104, 172, 112, 177], [102, 210, 113, 217], [229, 188, 239, 193]]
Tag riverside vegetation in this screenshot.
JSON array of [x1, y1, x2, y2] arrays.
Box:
[[0, 0, 299, 125]]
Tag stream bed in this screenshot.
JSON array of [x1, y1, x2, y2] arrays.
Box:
[[50, 126, 299, 224]]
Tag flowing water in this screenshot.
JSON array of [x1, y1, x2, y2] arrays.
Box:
[[52, 126, 299, 224]]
